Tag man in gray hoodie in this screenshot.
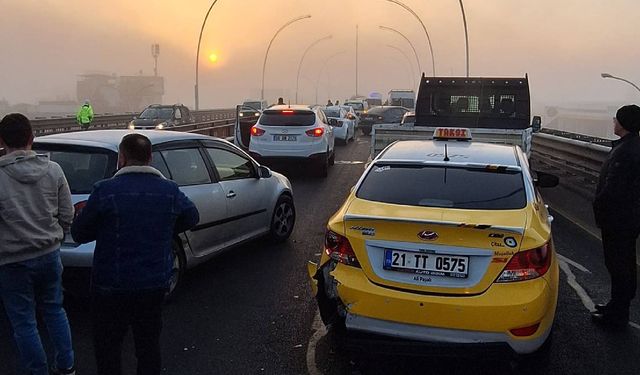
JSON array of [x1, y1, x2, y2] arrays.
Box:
[[0, 113, 76, 375]]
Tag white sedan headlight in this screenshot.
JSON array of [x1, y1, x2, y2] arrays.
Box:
[[155, 122, 167, 130], [128, 122, 135, 130]]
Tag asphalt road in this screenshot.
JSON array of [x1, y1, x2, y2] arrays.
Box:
[[1, 136, 639, 374]]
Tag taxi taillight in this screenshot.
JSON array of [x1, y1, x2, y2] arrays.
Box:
[[325, 230, 360, 268], [496, 243, 551, 283]]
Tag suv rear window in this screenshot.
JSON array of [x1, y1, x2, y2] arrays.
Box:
[[357, 164, 526, 210], [259, 110, 315, 126], [32, 145, 117, 194]]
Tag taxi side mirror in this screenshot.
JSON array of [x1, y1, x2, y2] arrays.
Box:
[[533, 171, 559, 188]]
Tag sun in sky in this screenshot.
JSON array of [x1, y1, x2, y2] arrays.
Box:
[[208, 53, 219, 63]]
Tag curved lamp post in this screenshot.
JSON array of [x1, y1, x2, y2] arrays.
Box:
[[385, 0, 435, 76], [296, 35, 333, 103], [601, 73, 640, 94], [386, 45, 417, 89], [459, 0, 470, 77], [315, 51, 346, 104], [261, 14, 312, 100], [194, 0, 221, 110], [379, 26, 422, 78]]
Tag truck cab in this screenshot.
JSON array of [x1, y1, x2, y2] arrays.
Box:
[[388, 89, 415, 109]]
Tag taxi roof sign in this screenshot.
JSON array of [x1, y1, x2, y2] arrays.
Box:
[[433, 127, 472, 141]]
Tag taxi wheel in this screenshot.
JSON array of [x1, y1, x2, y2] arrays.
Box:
[[166, 241, 186, 301], [269, 195, 296, 243]]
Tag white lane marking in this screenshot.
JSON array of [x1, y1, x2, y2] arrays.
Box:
[[557, 253, 591, 273], [306, 311, 327, 375], [335, 161, 365, 165], [557, 256, 595, 311], [558, 253, 640, 332]]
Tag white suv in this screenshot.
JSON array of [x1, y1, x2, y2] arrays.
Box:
[[248, 105, 335, 177]]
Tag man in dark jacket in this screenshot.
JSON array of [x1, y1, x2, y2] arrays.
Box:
[[71, 133, 199, 375], [592, 104, 640, 327]]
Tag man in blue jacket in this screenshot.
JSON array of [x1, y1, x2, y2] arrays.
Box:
[[71, 133, 199, 375]]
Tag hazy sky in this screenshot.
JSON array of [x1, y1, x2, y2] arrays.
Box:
[[2, 0, 639, 111]]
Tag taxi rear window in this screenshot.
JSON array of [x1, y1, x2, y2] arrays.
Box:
[[356, 164, 526, 210]]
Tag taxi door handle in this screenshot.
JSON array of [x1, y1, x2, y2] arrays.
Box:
[[226, 191, 236, 199]]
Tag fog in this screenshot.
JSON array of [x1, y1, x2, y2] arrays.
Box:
[[2, 0, 639, 118]]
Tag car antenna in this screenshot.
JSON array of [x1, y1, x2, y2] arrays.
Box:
[[443, 144, 450, 162]]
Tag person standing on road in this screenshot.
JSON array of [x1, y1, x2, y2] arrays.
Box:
[[76, 100, 94, 131], [0, 113, 76, 375], [327, 99, 333, 106], [277, 97, 285, 105], [592, 104, 640, 327], [71, 133, 199, 375]]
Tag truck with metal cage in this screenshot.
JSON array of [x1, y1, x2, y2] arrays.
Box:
[[371, 75, 541, 159]]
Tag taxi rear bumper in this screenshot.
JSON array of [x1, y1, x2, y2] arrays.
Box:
[[321, 261, 557, 355]]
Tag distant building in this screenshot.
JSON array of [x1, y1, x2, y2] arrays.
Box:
[[77, 73, 164, 114]]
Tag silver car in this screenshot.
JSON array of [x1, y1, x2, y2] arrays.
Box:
[[33, 130, 295, 295]]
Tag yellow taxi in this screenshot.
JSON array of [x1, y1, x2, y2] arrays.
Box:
[[308, 128, 559, 357]]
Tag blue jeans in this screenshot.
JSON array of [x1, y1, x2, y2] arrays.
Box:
[[0, 250, 74, 374]]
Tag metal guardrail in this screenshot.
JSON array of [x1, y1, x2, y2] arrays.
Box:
[[30, 109, 236, 136], [531, 131, 610, 198]]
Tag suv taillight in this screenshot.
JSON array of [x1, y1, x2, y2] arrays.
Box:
[[251, 126, 265, 136], [325, 230, 360, 267], [496, 243, 552, 283], [306, 128, 324, 137]]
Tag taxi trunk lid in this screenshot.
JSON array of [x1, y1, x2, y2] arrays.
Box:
[[344, 198, 528, 295]]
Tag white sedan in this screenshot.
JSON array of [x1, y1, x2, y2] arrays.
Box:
[[33, 130, 295, 296], [324, 105, 356, 144]]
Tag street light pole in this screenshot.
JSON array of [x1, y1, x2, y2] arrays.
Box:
[[261, 15, 312, 101], [296, 35, 332, 103], [194, 0, 221, 111], [315, 51, 346, 104], [385, 0, 435, 76], [386, 45, 417, 89], [379, 26, 422, 78], [601, 73, 640, 94], [459, 0, 470, 77]]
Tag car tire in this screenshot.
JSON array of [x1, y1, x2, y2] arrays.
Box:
[[166, 240, 186, 301], [329, 150, 335, 166], [269, 194, 296, 243]]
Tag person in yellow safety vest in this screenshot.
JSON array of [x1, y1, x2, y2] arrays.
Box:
[[76, 100, 94, 131]]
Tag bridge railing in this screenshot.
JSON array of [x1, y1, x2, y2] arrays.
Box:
[[29, 109, 236, 136], [531, 129, 610, 198]]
